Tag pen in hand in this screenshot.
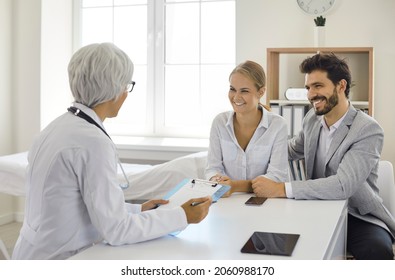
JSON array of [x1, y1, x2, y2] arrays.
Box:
[[189, 196, 212, 207], [191, 201, 203, 206], [191, 199, 215, 206]]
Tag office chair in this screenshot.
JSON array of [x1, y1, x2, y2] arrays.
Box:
[[0, 238, 10, 260], [346, 160, 395, 260], [377, 160, 395, 216], [377, 160, 395, 259]]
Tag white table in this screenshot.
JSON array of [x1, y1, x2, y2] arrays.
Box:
[[70, 194, 348, 260]]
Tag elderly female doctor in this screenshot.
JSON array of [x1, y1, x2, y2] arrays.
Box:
[[12, 43, 211, 260]]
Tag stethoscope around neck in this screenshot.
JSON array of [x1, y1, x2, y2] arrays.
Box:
[[67, 106, 130, 189]]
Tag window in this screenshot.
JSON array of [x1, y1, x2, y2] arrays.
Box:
[[75, 0, 235, 138]]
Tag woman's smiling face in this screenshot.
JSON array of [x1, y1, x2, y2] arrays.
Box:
[[228, 72, 262, 113]]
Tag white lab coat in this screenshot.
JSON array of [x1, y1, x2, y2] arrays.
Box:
[[12, 103, 188, 260]]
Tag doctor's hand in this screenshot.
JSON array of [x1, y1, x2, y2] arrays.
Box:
[[181, 196, 212, 224], [141, 199, 169, 211], [251, 176, 286, 198]]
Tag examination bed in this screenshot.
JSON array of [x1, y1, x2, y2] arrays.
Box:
[[0, 151, 208, 200]]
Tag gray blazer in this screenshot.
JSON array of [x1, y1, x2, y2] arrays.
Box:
[[289, 105, 395, 239]]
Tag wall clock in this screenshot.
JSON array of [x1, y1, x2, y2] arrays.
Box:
[[297, 0, 336, 15]]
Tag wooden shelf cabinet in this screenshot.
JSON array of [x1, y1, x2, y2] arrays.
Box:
[[266, 47, 374, 116]]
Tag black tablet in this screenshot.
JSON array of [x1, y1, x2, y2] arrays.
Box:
[[241, 231, 300, 256]]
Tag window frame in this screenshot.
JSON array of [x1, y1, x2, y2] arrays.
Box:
[[72, 0, 235, 139]]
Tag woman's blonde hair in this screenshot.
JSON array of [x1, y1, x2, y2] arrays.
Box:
[[229, 60, 270, 111]]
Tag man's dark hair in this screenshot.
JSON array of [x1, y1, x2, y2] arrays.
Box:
[[299, 52, 352, 98]]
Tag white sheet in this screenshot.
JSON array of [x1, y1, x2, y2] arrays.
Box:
[[0, 151, 207, 199], [0, 152, 29, 196], [124, 151, 208, 200]]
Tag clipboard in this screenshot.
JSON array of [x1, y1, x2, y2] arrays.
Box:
[[159, 178, 230, 209]]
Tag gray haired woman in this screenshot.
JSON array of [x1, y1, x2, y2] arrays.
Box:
[[12, 43, 211, 260]]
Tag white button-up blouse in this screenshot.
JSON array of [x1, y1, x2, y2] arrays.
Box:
[[205, 106, 289, 182]]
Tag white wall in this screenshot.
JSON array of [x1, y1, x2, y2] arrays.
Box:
[[0, 0, 73, 224], [0, 0, 13, 155], [40, 0, 73, 129], [13, 0, 42, 152], [11, 0, 72, 152], [236, 0, 395, 164], [0, 0, 42, 223], [0, 0, 17, 224]]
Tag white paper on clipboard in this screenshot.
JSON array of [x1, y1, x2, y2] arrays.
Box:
[[159, 178, 230, 209]]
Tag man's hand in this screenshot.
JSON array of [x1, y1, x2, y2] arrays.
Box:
[[141, 199, 168, 211], [251, 176, 286, 198], [181, 196, 212, 224]]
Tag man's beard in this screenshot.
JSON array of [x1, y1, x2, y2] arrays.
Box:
[[314, 89, 339, 116]]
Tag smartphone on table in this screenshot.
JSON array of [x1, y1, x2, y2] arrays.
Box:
[[245, 196, 267, 206]]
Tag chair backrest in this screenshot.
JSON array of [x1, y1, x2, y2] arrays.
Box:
[[0, 238, 10, 260], [377, 160, 395, 216]]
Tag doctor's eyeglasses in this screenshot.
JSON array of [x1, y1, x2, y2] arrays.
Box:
[[126, 81, 136, 93]]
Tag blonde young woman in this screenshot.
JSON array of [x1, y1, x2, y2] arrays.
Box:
[[205, 60, 289, 195]]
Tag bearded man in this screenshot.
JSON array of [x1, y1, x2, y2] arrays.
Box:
[[251, 52, 395, 260]]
